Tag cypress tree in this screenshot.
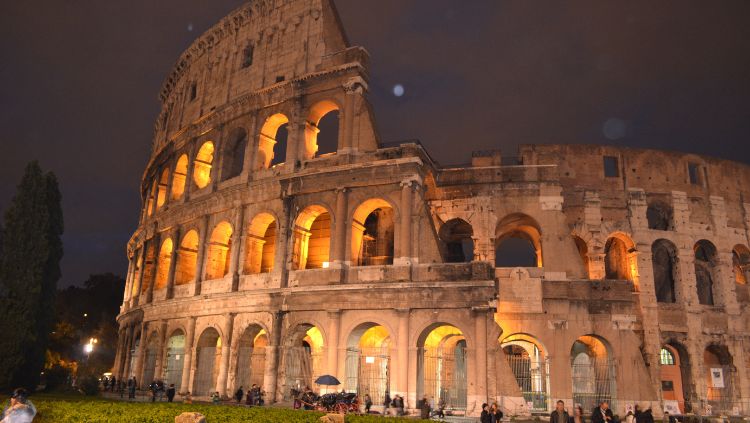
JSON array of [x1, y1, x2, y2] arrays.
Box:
[[0, 161, 64, 390]]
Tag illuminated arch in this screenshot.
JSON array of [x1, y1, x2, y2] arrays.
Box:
[[500, 333, 550, 412], [282, 323, 325, 399], [495, 213, 543, 267], [344, 322, 391, 401], [193, 141, 214, 189], [351, 198, 395, 266], [204, 221, 233, 280], [732, 244, 749, 284], [258, 113, 289, 169], [171, 154, 189, 200], [175, 230, 199, 285], [416, 323, 468, 412], [292, 205, 331, 270], [305, 100, 340, 159], [154, 237, 173, 290], [604, 232, 636, 281], [156, 168, 170, 209], [193, 327, 222, 396], [234, 324, 268, 392], [164, 329, 186, 391], [570, 335, 616, 411], [572, 235, 590, 278], [243, 213, 277, 274]]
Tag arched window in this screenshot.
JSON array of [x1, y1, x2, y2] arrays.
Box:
[[732, 245, 749, 284], [351, 199, 395, 266], [243, 213, 277, 274], [604, 234, 635, 280], [495, 213, 542, 267], [193, 142, 214, 189], [156, 168, 170, 210], [694, 240, 717, 305], [292, 206, 330, 270], [220, 128, 248, 181], [145, 179, 157, 217], [205, 221, 233, 280], [305, 100, 339, 159], [439, 219, 474, 263], [660, 348, 675, 365], [258, 114, 289, 169], [154, 238, 173, 290], [572, 236, 590, 278], [171, 154, 188, 200], [175, 230, 199, 285], [652, 239, 677, 303], [647, 201, 673, 231]]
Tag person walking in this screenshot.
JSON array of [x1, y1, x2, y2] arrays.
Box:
[[234, 386, 244, 404], [573, 405, 586, 423], [481, 403, 492, 423], [363, 393, 372, 414], [383, 392, 391, 416], [491, 403, 504, 423], [419, 395, 430, 419], [550, 400, 570, 423], [591, 401, 614, 423], [149, 381, 158, 402], [128, 378, 136, 400], [166, 384, 176, 402], [211, 391, 220, 405]]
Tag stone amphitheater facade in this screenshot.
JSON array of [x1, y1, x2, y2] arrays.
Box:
[[113, 0, 750, 417]]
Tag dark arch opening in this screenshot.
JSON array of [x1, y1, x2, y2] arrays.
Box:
[[652, 239, 677, 303], [221, 128, 248, 181], [647, 201, 673, 231], [315, 110, 339, 156], [439, 219, 474, 263], [270, 123, 289, 167]]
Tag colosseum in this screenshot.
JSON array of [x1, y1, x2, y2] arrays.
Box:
[[113, 0, 750, 418]]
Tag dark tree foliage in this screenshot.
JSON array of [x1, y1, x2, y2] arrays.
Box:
[[0, 161, 64, 391]]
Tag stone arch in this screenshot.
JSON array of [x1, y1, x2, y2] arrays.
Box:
[[175, 230, 199, 285], [193, 327, 222, 396], [146, 178, 157, 217], [647, 200, 673, 231], [165, 328, 186, 391], [282, 323, 325, 399], [292, 205, 332, 270], [439, 218, 474, 263], [500, 333, 551, 412], [220, 127, 248, 181], [604, 232, 636, 280], [156, 168, 170, 210], [204, 221, 233, 281], [570, 335, 616, 411], [652, 239, 678, 303], [305, 99, 341, 158], [243, 212, 278, 274], [155, 237, 173, 290], [732, 244, 749, 284], [572, 235, 590, 279], [234, 324, 268, 393], [659, 342, 691, 413], [351, 198, 395, 266], [495, 213, 543, 267], [416, 322, 469, 413], [704, 344, 734, 413], [258, 113, 289, 169], [171, 154, 189, 200], [193, 141, 214, 189], [344, 322, 391, 403], [142, 330, 161, 385], [694, 240, 718, 305]]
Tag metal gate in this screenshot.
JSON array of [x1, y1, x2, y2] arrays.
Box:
[[706, 365, 735, 415], [193, 346, 217, 396], [345, 347, 390, 404], [164, 346, 184, 391], [506, 354, 550, 412], [283, 346, 323, 399], [571, 355, 616, 412], [420, 345, 468, 413], [236, 347, 266, 390], [128, 338, 140, 379], [141, 349, 157, 385]]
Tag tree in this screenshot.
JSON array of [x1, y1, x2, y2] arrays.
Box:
[[0, 161, 64, 390]]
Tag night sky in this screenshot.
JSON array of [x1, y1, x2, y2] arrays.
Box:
[[1, 1, 749, 287]]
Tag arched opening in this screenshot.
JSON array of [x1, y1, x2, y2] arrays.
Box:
[[139, 242, 157, 296], [704, 345, 734, 414], [171, 154, 188, 200], [193, 141, 214, 189], [571, 335, 616, 412], [204, 221, 233, 280], [732, 245, 749, 284], [156, 168, 170, 210], [175, 230, 199, 285], [344, 323, 391, 404], [439, 218, 474, 263], [145, 179, 157, 217], [258, 113, 289, 169], [193, 327, 222, 397], [660, 344, 690, 413], [243, 213, 277, 274], [164, 329, 185, 392], [572, 236, 590, 278], [604, 234, 635, 280], [283, 324, 324, 399], [220, 127, 248, 181], [305, 100, 339, 158], [351, 199, 395, 266], [130, 249, 143, 298], [129, 333, 141, 379], [155, 238, 173, 290], [652, 239, 677, 303], [292, 206, 330, 270], [142, 332, 160, 385], [500, 334, 550, 412], [694, 240, 718, 305], [647, 201, 673, 231], [495, 213, 542, 267], [417, 324, 468, 414], [235, 325, 267, 393]]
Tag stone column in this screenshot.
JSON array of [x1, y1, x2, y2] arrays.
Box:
[[121, 325, 135, 380], [122, 255, 135, 310], [134, 321, 149, 389], [180, 317, 197, 394], [397, 180, 414, 265], [166, 227, 180, 300], [113, 326, 127, 379], [229, 206, 245, 291], [474, 308, 489, 406], [341, 77, 365, 152], [183, 145, 196, 202], [677, 248, 699, 306], [332, 188, 349, 267], [164, 159, 176, 208], [154, 320, 169, 381], [264, 311, 284, 403], [216, 313, 235, 397], [194, 215, 210, 296], [326, 310, 341, 384], [395, 309, 409, 397]]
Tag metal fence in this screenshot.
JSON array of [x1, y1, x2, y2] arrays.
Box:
[[419, 346, 468, 413], [344, 347, 390, 405], [163, 346, 184, 391], [571, 357, 617, 412], [505, 354, 550, 412], [235, 347, 266, 391], [141, 349, 157, 385], [193, 346, 217, 396], [283, 346, 323, 400]]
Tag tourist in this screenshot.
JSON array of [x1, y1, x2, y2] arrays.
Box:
[[592, 401, 614, 423], [437, 397, 446, 418], [634, 405, 642, 423], [392, 395, 405, 416], [625, 411, 636, 423], [573, 405, 586, 423], [550, 400, 570, 423], [234, 386, 244, 404], [481, 403, 492, 423], [491, 402, 504, 423], [149, 381, 158, 402], [110, 376, 117, 392], [640, 408, 654, 423], [363, 393, 372, 414], [128, 378, 136, 400], [211, 391, 220, 405], [166, 384, 176, 402], [662, 411, 674, 423], [419, 395, 430, 419], [1, 388, 36, 423], [383, 392, 391, 415]]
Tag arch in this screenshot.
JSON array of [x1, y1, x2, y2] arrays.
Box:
[[171, 154, 189, 200], [495, 213, 542, 267], [344, 322, 391, 403], [646, 200, 673, 231], [652, 239, 677, 303], [662, 341, 693, 413], [500, 333, 550, 412], [156, 168, 170, 210], [220, 127, 248, 181], [694, 240, 717, 305], [732, 244, 749, 284], [570, 335, 616, 412], [142, 332, 160, 385], [193, 141, 214, 189], [704, 344, 734, 414], [146, 179, 157, 217], [417, 323, 468, 413], [243, 213, 277, 274], [193, 327, 222, 396], [439, 218, 474, 263], [292, 205, 331, 270], [283, 323, 325, 399], [604, 233, 636, 280], [164, 329, 186, 391], [351, 199, 395, 266], [234, 324, 267, 393], [139, 242, 157, 295], [305, 100, 340, 159], [155, 237, 173, 290], [175, 230, 199, 285], [572, 235, 590, 278], [204, 221, 233, 280], [130, 249, 143, 298], [258, 113, 289, 169]]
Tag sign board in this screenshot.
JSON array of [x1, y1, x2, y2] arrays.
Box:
[[663, 400, 680, 415], [710, 368, 724, 388]]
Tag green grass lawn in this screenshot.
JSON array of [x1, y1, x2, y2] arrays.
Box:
[[7, 393, 432, 422]]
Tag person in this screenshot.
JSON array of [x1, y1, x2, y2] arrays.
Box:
[[183, 392, 193, 404], [110, 376, 117, 392], [481, 403, 492, 423], [128, 378, 137, 400], [149, 381, 158, 402], [573, 405, 586, 423], [437, 397, 446, 418], [419, 395, 430, 419], [118, 380, 125, 398], [550, 400, 570, 423], [592, 401, 614, 423], [634, 405, 642, 423], [491, 402, 504, 423], [662, 411, 674, 423], [235, 386, 244, 404], [363, 393, 372, 414], [211, 391, 220, 404], [395, 395, 405, 416], [383, 392, 391, 415], [1, 388, 36, 423], [625, 411, 636, 423], [166, 384, 176, 402], [640, 408, 654, 423]]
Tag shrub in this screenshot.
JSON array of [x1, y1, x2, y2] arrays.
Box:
[[77, 376, 100, 396]]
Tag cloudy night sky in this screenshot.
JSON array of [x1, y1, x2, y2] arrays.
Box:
[[1, 1, 749, 286]]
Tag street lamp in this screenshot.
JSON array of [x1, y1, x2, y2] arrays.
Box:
[[84, 337, 98, 361]]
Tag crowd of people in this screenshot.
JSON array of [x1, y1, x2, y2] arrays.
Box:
[[540, 400, 663, 423], [233, 384, 265, 406]]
